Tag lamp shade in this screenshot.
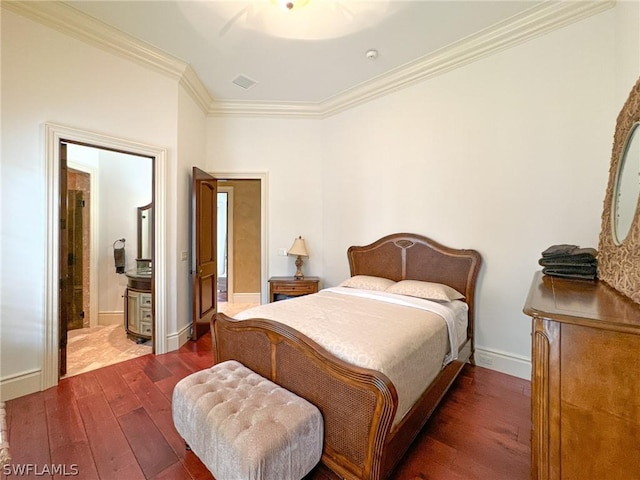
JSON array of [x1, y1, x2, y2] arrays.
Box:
[[288, 236, 308, 257]]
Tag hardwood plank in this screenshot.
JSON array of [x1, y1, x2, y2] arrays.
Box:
[[133, 354, 174, 383], [119, 407, 178, 478], [43, 384, 99, 479], [154, 355, 201, 400], [149, 461, 195, 480], [4, 392, 51, 475], [120, 364, 192, 463], [65, 371, 103, 400], [93, 363, 141, 418], [179, 451, 215, 480], [176, 351, 213, 372], [76, 392, 145, 480]]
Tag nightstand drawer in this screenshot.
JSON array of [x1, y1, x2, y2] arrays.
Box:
[[269, 277, 320, 302], [274, 283, 316, 295]]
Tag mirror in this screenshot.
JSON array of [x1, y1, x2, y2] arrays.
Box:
[[598, 76, 640, 303], [613, 122, 640, 244], [137, 203, 152, 261]]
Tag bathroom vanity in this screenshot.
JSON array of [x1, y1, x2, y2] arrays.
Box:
[[124, 267, 152, 343]]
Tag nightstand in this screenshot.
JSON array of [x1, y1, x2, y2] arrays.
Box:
[[269, 276, 320, 303]]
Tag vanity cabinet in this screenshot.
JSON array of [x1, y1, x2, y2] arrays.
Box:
[[523, 272, 640, 480], [125, 272, 152, 343]]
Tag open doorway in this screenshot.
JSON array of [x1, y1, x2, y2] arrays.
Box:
[[215, 177, 265, 317], [61, 143, 154, 377], [44, 123, 168, 390]]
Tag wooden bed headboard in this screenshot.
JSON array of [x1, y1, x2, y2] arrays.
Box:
[[348, 233, 482, 338]]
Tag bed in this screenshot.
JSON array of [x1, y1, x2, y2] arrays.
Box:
[[211, 233, 482, 480]]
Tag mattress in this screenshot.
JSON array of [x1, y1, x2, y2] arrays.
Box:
[[232, 286, 468, 424]]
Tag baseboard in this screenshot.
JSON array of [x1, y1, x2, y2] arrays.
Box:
[[473, 347, 531, 381], [166, 323, 193, 352], [98, 311, 124, 326], [0, 369, 42, 402], [229, 292, 261, 304]]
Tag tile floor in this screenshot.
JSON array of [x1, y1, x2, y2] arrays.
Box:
[[64, 324, 152, 378], [63, 302, 258, 378]]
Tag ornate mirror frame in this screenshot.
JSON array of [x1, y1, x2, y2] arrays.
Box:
[[598, 76, 640, 303]]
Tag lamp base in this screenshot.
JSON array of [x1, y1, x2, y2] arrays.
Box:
[[294, 255, 304, 280]]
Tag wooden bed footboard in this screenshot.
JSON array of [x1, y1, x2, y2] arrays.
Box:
[[211, 312, 398, 480]]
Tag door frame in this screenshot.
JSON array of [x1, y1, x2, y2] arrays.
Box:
[[211, 172, 269, 305], [43, 123, 168, 389]]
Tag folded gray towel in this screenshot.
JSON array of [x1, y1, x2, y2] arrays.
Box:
[[539, 254, 597, 267], [542, 265, 597, 280], [541, 244, 579, 257]]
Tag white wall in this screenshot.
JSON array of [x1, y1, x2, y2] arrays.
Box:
[[0, 9, 185, 399], [321, 7, 637, 377], [205, 117, 325, 282], [95, 150, 152, 315], [175, 87, 208, 341]]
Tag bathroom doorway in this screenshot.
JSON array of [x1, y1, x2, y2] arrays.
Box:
[[60, 143, 153, 378]]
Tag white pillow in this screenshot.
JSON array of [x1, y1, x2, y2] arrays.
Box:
[[385, 280, 464, 302], [339, 275, 396, 292]]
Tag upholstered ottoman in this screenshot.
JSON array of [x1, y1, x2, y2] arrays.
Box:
[[172, 360, 323, 480]]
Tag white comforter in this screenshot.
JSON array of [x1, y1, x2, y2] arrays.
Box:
[[233, 287, 468, 424]]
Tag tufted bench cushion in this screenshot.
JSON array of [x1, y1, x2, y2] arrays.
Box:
[[172, 360, 323, 480]]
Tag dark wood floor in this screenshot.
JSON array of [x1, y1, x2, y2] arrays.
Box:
[[3, 333, 531, 480]]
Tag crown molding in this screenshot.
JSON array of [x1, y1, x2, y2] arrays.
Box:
[[316, 0, 616, 118], [211, 0, 615, 118], [208, 99, 323, 119], [4, 0, 615, 119]]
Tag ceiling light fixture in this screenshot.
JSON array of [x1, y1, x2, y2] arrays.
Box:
[[274, 0, 310, 11]]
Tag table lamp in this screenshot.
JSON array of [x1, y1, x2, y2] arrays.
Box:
[[288, 236, 308, 279]]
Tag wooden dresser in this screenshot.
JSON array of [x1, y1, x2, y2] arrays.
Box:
[[523, 272, 640, 480]]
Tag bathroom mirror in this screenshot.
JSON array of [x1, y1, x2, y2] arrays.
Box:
[[598, 76, 640, 303], [137, 203, 152, 261]]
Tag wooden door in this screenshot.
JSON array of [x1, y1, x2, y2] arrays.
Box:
[[59, 142, 70, 376], [192, 167, 217, 340]]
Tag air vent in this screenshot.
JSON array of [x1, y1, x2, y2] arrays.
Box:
[[232, 74, 257, 90]]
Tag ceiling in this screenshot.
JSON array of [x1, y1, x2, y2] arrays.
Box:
[[64, 0, 547, 104], [11, 1, 612, 115]]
